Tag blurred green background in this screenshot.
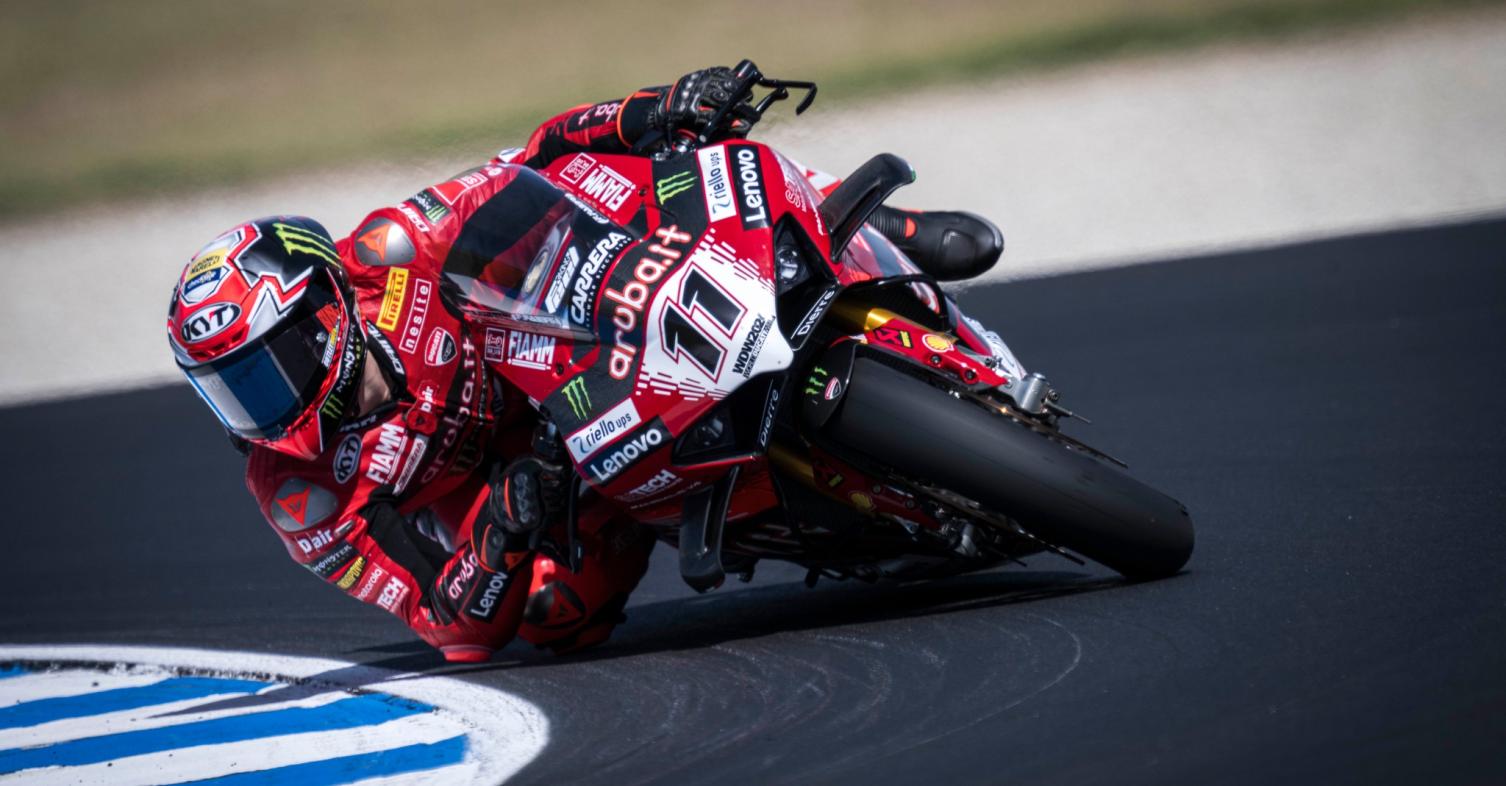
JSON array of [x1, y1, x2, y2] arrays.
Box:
[[0, 0, 1490, 218]]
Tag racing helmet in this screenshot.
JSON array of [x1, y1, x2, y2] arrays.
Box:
[[167, 216, 366, 460]]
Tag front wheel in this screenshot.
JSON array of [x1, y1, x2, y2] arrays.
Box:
[[822, 358, 1194, 579]]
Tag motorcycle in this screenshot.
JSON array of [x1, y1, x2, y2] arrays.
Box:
[[441, 60, 1193, 592]]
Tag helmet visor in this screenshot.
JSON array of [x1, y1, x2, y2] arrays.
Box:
[[184, 276, 345, 441]]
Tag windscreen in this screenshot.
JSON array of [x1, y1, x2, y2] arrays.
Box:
[[440, 167, 634, 340]]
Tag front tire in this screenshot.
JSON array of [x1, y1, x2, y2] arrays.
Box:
[[823, 358, 1194, 579]]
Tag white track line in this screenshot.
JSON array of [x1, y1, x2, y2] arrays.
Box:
[[4, 713, 472, 786], [0, 670, 168, 705], [6, 683, 349, 749], [0, 645, 548, 785]]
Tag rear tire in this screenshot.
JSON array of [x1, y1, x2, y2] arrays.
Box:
[[824, 358, 1193, 579]]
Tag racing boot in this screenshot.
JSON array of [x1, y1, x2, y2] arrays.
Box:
[[867, 204, 1004, 282]]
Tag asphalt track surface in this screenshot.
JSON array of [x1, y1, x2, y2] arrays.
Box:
[[3, 218, 1504, 784]]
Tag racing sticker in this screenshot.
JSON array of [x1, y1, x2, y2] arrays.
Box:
[[406, 189, 451, 225], [727, 144, 769, 230], [559, 154, 634, 212], [306, 542, 358, 580], [565, 398, 642, 463], [332, 433, 361, 484], [567, 231, 631, 328], [398, 278, 432, 354], [580, 418, 670, 485], [376, 268, 409, 331], [697, 146, 737, 223], [425, 327, 456, 367], [270, 477, 338, 532], [180, 225, 259, 305], [544, 246, 580, 313], [465, 570, 510, 623]]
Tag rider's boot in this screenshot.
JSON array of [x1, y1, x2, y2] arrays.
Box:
[[868, 205, 1004, 282]]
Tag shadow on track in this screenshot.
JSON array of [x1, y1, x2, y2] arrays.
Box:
[[341, 568, 1141, 675]]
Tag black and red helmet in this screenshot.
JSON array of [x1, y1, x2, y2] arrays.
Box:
[[167, 216, 365, 460]]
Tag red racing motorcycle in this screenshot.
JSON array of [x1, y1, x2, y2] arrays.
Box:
[[442, 61, 1193, 592]]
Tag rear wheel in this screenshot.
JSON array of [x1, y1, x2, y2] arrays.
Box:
[[823, 358, 1194, 579]]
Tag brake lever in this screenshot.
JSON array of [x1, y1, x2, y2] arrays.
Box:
[[694, 59, 763, 148]]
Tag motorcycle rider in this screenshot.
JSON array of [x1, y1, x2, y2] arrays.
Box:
[[167, 67, 1004, 663]]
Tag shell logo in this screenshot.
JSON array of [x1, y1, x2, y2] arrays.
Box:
[[922, 333, 953, 352]]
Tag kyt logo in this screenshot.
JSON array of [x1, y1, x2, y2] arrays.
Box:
[[180, 303, 241, 343]]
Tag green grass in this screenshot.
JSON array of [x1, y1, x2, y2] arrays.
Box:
[[0, 0, 1495, 219]]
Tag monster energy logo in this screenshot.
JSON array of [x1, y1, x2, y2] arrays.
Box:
[[656, 171, 696, 203], [563, 377, 591, 420], [274, 222, 340, 266], [805, 366, 830, 397]]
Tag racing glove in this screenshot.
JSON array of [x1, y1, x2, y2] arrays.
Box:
[[473, 425, 571, 573], [648, 66, 757, 140]]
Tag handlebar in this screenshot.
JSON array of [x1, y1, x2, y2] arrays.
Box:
[[671, 59, 818, 154]]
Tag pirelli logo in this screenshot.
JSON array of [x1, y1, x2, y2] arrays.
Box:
[[377, 267, 409, 331]]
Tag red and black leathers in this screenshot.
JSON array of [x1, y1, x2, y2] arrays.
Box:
[[243, 94, 684, 663]]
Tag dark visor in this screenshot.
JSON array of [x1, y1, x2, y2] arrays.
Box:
[[185, 275, 343, 441]]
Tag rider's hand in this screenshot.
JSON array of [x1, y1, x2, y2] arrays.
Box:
[[650, 66, 756, 139], [473, 446, 569, 573]]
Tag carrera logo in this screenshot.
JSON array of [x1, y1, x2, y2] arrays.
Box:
[[333, 433, 361, 484], [571, 232, 630, 327], [506, 330, 554, 371], [698, 146, 737, 222], [180, 303, 240, 343], [544, 246, 580, 313], [579, 164, 634, 212], [731, 145, 769, 229], [398, 278, 432, 353], [582, 418, 670, 485], [559, 155, 595, 184], [425, 328, 456, 366], [603, 224, 694, 380], [376, 268, 408, 331], [732, 315, 772, 378], [365, 422, 408, 485], [565, 398, 642, 463]]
